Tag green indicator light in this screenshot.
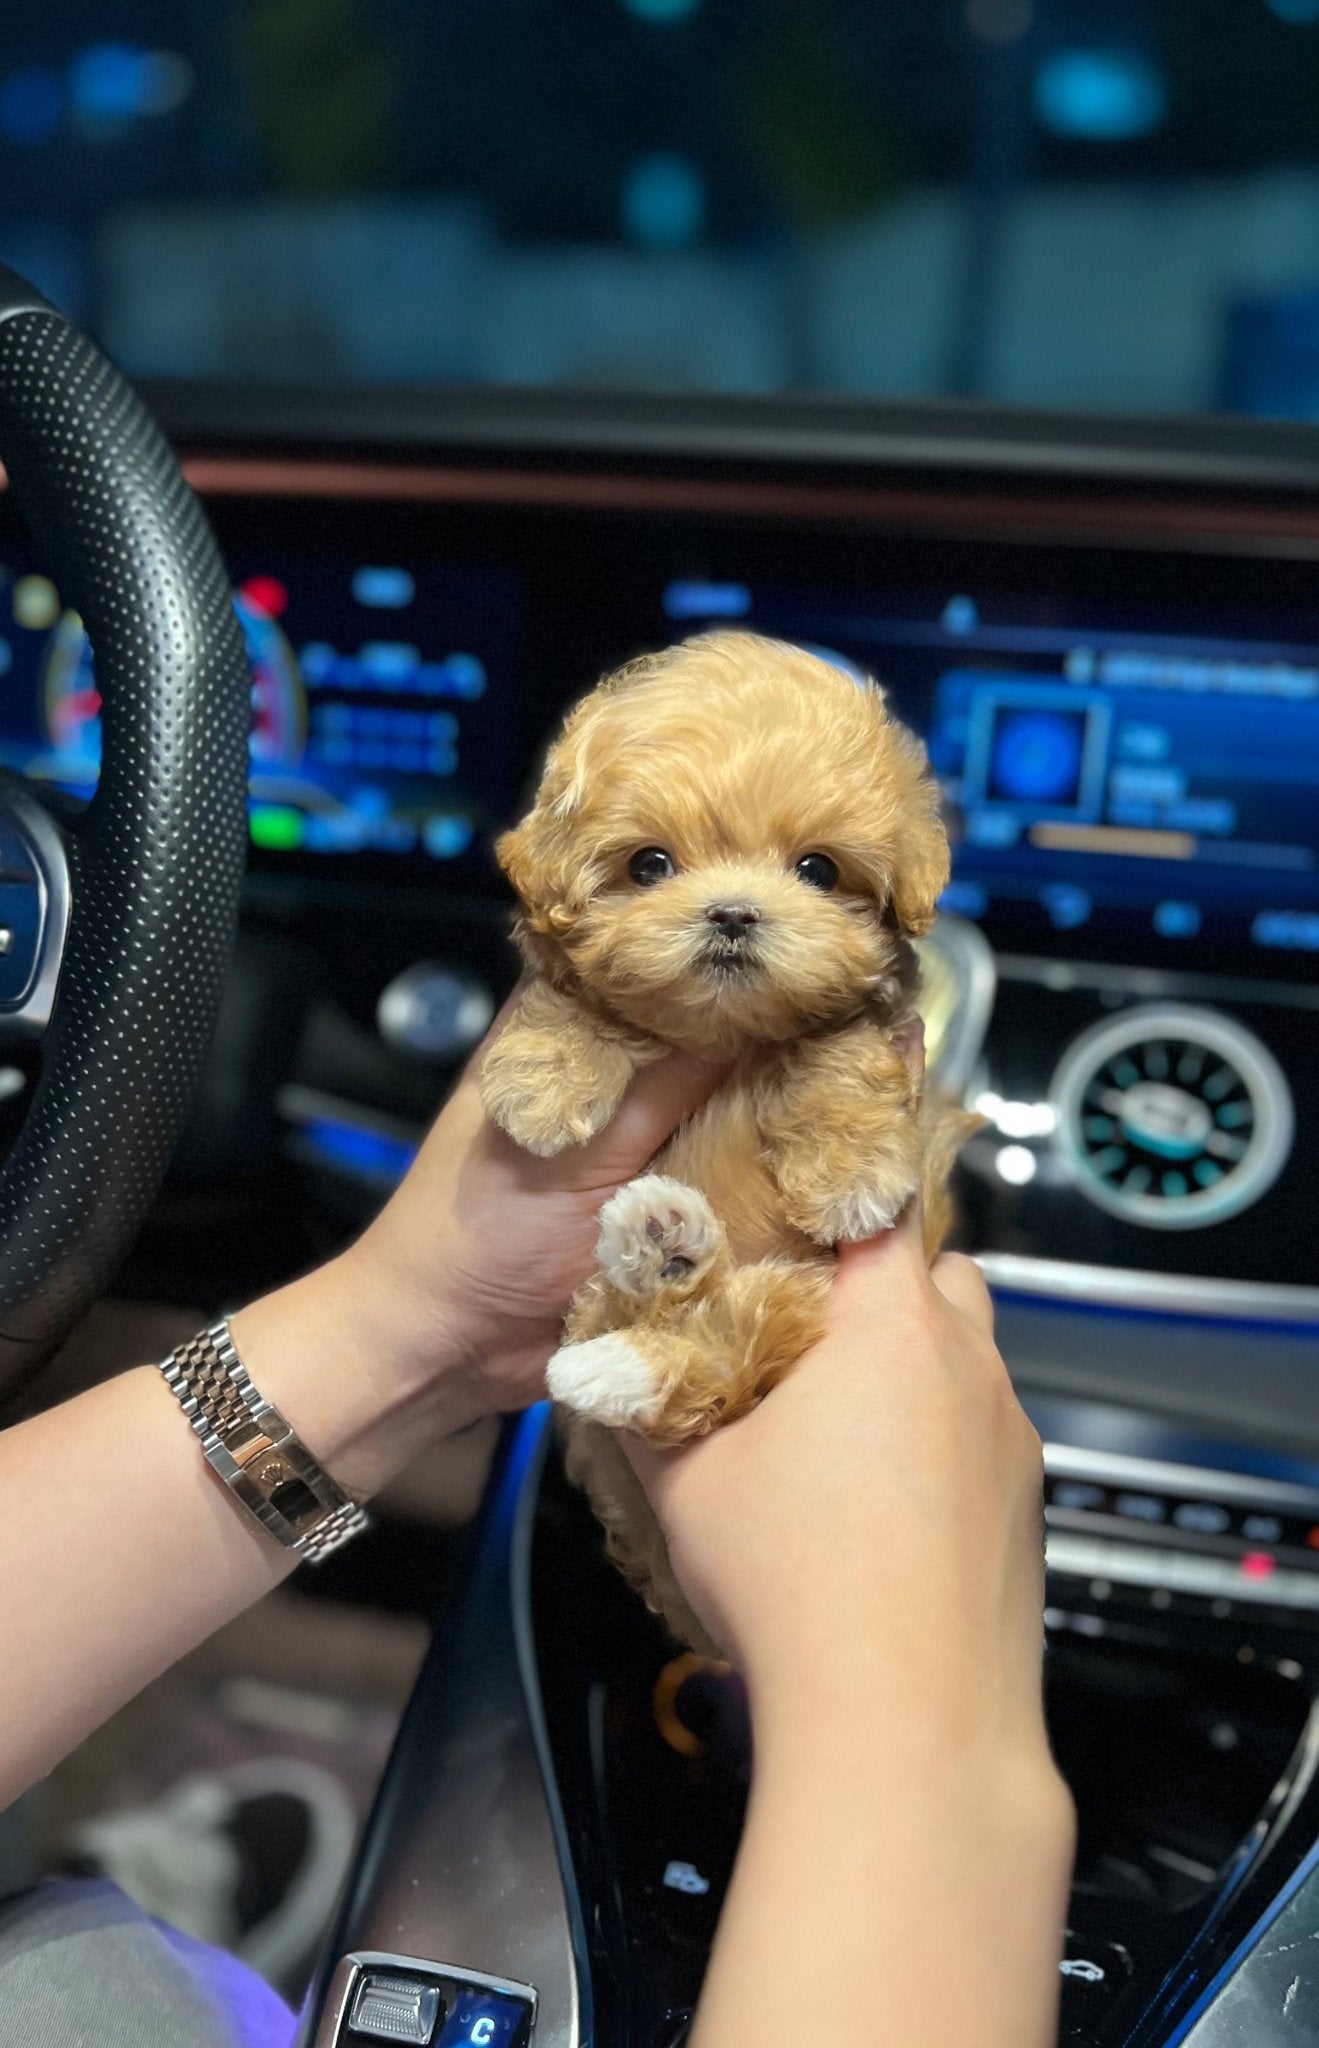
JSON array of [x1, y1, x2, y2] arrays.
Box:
[[250, 805, 305, 850]]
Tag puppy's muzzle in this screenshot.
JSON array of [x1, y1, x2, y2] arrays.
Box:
[[703, 901, 761, 972]]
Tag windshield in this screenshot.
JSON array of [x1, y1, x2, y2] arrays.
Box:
[[5, 1, 1319, 420]]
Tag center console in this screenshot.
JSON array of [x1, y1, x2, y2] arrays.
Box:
[[299, 1400, 1319, 2048]]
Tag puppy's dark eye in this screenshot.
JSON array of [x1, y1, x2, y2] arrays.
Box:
[[794, 852, 839, 892], [628, 847, 676, 887]]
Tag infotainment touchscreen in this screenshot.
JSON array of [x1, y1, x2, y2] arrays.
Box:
[[663, 579, 1319, 968], [1, 532, 1317, 969], [0, 553, 519, 871]]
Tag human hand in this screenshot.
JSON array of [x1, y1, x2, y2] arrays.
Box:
[[625, 1200, 1054, 1776], [637, 1215, 1074, 2048], [339, 990, 726, 1426]]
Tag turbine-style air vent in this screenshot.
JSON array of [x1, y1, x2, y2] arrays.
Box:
[[1050, 1005, 1293, 1230]]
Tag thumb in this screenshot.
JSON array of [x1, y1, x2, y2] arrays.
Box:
[[834, 1191, 928, 1303], [578, 1049, 730, 1184]]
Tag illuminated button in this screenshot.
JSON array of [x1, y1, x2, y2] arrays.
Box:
[[1052, 1481, 1105, 1512], [249, 805, 305, 851], [439, 1985, 533, 2046], [1306, 1526, 1319, 1552], [12, 575, 58, 630], [239, 574, 287, 619], [352, 565, 416, 609], [1173, 1502, 1231, 1536], [349, 1971, 443, 2044], [1058, 1932, 1132, 2038], [1114, 1492, 1166, 1524], [423, 816, 474, 860], [1240, 1552, 1276, 1582], [1153, 900, 1201, 940], [1241, 1514, 1284, 1544]]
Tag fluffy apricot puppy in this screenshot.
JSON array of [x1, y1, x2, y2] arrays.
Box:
[[481, 630, 973, 1650]]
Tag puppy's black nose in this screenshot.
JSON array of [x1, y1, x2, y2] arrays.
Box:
[[706, 903, 761, 940]]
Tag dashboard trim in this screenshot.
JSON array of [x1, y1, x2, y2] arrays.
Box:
[[980, 1252, 1319, 1326], [996, 954, 1319, 1013], [169, 454, 1319, 561], [141, 379, 1319, 499]]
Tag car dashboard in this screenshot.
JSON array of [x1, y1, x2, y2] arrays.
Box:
[[5, 386, 1319, 2046]]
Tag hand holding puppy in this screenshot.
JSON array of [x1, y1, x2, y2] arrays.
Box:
[[481, 631, 978, 1647]]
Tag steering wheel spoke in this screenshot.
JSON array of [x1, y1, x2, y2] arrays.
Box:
[[0, 772, 71, 1042]]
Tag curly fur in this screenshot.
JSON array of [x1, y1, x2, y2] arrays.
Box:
[[480, 630, 978, 1650]]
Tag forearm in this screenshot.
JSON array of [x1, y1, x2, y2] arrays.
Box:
[[692, 1688, 1074, 2048], [0, 1249, 474, 1809]]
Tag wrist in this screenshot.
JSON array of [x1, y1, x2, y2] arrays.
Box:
[[753, 1682, 1074, 1884], [749, 1649, 1069, 1837], [228, 1249, 479, 1501]]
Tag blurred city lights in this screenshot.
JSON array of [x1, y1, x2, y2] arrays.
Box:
[[68, 43, 193, 131], [966, 0, 1034, 46], [621, 152, 706, 249], [622, 0, 702, 19], [71, 43, 150, 121], [0, 67, 62, 145], [1034, 48, 1167, 141], [138, 53, 195, 116]]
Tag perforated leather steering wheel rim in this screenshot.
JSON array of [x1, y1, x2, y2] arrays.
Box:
[[0, 266, 251, 1400]]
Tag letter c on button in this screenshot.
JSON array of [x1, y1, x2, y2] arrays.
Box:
[[470, 2021, 495, 2046]]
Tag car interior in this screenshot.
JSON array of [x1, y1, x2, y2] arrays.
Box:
[[2, 7, 1319, 2047]]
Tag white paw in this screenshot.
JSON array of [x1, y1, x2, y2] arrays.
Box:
[[548, 1332, 666, 1426], [816, 1167, 921, 1244], [597, 1175, 724, 1298]]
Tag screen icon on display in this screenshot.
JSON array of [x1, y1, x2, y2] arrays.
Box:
[[961, 682, 1111, 821]]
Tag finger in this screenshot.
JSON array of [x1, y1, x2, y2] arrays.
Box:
[[580, 1050, 730, 1181], [833, 1192, 930, 1305], [930, 1250, 996, 1335], [618, 1429, 691, 1528]]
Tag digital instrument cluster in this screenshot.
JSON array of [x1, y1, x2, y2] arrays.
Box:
[[0, 554, 520, 873], [1, 540, 1318, 975]]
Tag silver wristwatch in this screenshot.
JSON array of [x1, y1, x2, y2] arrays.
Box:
[[159, 1319, 370, 1564]]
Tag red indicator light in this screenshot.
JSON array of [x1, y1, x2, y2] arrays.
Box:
[[1241, 1552, 1276, 1580], [1307, 1527, 1319, 1551], [240, 575, 288, 619]]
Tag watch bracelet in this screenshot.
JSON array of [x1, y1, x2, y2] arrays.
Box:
[[159, 1319, 370, 1564]]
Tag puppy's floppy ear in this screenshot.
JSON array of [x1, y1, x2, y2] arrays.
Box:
[[496, 802, 579, 937], [496, 720, 596, 936], [885, 725, 950, 938]]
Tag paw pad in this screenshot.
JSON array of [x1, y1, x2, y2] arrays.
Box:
[[597, 1175, 725, 1298]]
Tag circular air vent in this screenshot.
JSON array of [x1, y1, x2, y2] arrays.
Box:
[[1050, 1004, 1293, 1230]]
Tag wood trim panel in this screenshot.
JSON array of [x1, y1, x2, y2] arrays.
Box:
[[176, 455, 1319, 558]]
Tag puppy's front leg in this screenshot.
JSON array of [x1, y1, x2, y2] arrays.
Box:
[[760, 1020, 922, 1243], [480, 980, 658, 1156]]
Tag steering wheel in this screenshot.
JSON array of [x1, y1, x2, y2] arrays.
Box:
[[0, 266, 251, 1404]]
